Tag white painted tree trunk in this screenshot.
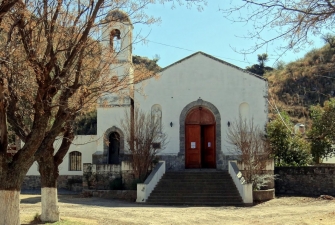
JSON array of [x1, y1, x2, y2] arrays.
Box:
[[40, 187, 60, 222], [0, 190, 20, 225]]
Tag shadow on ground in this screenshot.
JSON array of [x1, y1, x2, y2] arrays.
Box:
[[20, 193, 222, 209]]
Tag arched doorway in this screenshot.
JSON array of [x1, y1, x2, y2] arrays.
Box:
[[185, 107, 216, 169], [108, 132, 120, 164]]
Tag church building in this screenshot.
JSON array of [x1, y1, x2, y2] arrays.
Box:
[[26, 11, 268, 183]]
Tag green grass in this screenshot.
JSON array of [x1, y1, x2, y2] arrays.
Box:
[[45, 219, 88, 225]]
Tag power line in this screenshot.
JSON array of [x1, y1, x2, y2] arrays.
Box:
[[146, 40, 250, 65], [267, 98, 293, 133], [147, 40, 194, 52]]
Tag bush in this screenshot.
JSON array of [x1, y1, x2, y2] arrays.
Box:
[[130, 178, 143, 190], [252, 174, 277, 190], [67, 178, 82, 186], [309, 99, 335, 162], [109, 178, 123, 190], [267, 113, 312, 166]]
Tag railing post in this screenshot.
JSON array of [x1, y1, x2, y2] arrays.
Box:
[[228, 160, 253, 204], [136, 161, 166, 202]]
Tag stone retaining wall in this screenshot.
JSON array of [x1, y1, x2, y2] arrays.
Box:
[[82, 190, 136, 201], [22, 175, 83, 192], [83, 162, 135, 190], [275, 166, 335, 196]]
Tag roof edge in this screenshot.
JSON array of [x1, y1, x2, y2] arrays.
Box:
[[135, 51, 267, 83]]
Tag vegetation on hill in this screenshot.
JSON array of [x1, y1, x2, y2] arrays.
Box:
[[133, 55, 161, 83], [266, 37, 335, 126], [264, 37, 335, 163], [74, 111, 97, 135], [133, 55, 161, 73], [246, 53, 273, 76]]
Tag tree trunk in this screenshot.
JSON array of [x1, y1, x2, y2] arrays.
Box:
[[0, 82, 8, 155], [37, 127, 74, 222], [0, 190, 20, 225], [0, 138, 47, 225], [38, 154, 59, 223], [40, 187, 59, 222], [0, 162, 35, 225]]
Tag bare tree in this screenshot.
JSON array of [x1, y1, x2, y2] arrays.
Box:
[[0, 0, 19, 25], [0, 1, 206, 223], [121, 108, 167, 181], [227, 117, 272, 189], [0, 0, 146, 223], [221, 0, 335, 57], [0, 0, 20, 160]]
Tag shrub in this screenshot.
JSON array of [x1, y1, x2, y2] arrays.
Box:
[[130, 178, 143, 190], [267, 113, 312, 166], [109, 178, 123, 190]]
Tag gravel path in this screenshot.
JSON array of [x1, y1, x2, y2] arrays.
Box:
[[20, 194, 335, 225]]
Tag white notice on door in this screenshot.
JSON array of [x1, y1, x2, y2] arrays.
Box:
[[208, 142, 211, 147], [191, 142, 196, 149]]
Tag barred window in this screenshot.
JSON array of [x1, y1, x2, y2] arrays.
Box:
[[152, 142, 161, 149], [69, 151, 82, 171]]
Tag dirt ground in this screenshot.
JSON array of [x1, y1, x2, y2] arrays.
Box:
[[20, 194, 335, 225]]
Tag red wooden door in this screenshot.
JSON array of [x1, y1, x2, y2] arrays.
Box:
[[185, 125, 201, 168], [203, 125, 216, 168]]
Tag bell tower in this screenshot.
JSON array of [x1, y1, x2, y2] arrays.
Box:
[[100, 10, 134, 107], [104, 10, 133, 63], [96, 10, 134, 163]]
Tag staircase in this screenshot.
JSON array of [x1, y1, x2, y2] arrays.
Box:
[[146, 170, 244, 206]]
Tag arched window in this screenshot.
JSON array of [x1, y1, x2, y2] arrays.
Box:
[[239, 102, 250, 121], [110, 29, 121, 52], [151, 104, 162, 132], [108, 132, 120, 164], [69, 151, 82, 171]]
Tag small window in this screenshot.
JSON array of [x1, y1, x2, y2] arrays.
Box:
[[110, 29, 121, 52], [69, 151, 82, 171], [152, 142, 161, 149]]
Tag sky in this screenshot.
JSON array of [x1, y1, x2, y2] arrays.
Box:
[[131, 1, 325, 69]]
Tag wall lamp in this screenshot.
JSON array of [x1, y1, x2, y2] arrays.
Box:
[[170, 122, 173, 127], [227, 121, 231, 127]]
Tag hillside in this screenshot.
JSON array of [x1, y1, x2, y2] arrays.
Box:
[[265, 42, 335, 127]]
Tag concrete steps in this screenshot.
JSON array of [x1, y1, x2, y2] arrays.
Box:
[[146, 171, 244, 206]]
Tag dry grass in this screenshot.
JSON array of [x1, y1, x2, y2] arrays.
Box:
[[20, 194, 335, 225]]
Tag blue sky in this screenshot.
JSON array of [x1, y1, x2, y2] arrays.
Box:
[[132, 1, 325, 69]]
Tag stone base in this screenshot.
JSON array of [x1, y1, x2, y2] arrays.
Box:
[[253, 189, 275, 201], [22, 175, 83, 191], [158, 154, 239, 171], [158, 155, 185, 171]]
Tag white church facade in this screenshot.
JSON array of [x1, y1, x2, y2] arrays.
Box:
[[26, 11, 268, 177]]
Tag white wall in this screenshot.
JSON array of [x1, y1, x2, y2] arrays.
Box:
[[27, 135, 98, 176], [96, 106, 130, 153], [323, 157, 335, 164], [135, 52, 268, 155]]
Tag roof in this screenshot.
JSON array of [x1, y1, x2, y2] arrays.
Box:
[[161, 51, 267, 81], [135, 51, 267, 83], [106, 10, 132, 24]]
